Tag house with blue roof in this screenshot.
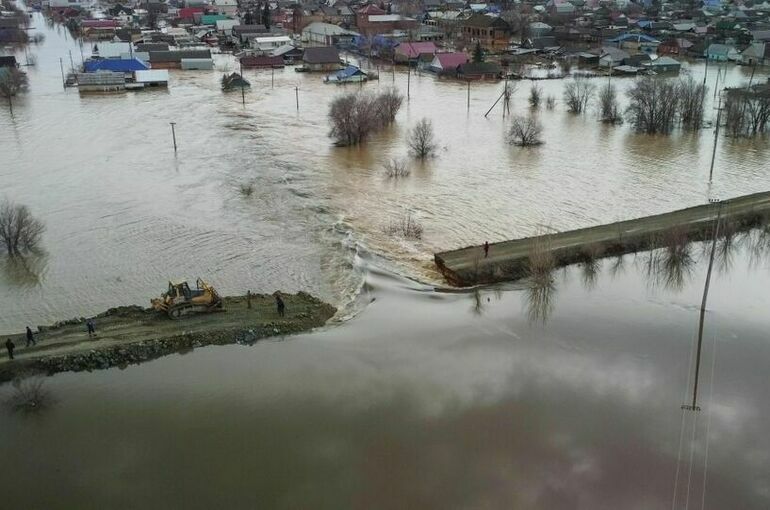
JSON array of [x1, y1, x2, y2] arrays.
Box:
[[324, 65, 367, 83], [606, 33, 661, 53], [83, 58, 149, 74]]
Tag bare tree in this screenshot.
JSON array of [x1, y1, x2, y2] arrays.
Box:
[[374, 87, 403, 125], [508, 115, 543, 146], [407, 118, 437, 159], [598, 83, 623, 124], [328, 90, 404, 146], [529, 83, 542, 109], [382, 158, 410, 178], [384, 211, 423, 239], [0, 68, 29, 114], [0, 200, 45, 256], [677, 76, 707, 130], [625, 77, 679, 134], [563, 76, 596, 114], [724, 85, 770, 137], [545, 95, 556, 109]]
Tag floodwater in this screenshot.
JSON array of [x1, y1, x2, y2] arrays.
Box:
[[2, 235, 770, 508], [2, 13, 770, 330], [3, 13, 770, 509]]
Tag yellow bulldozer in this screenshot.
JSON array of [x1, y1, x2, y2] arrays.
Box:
[[151, 278, 223, 319]]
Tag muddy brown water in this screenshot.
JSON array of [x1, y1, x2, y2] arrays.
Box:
[[1, 239, 770, 508], [2, 13, 770, 331], [2, 12, 770, 509]]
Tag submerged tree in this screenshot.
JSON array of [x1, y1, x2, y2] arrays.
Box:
[[598, 82, 623, 124], [508, 115, 543, 146], [0, 200, 45, 256], [563, 76, 596, 114], [0, 68, 29, 114], [408, 118, 437, 159], [529, 83, 542, 109], [723, 84, 770, 138], [677, 77, 707, 130], [625, 77, 679, 134], [328, 89, 403, 146]]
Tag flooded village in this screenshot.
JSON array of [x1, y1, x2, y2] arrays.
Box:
[[2, 0, 770, 506]]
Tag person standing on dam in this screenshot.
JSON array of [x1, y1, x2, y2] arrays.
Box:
[[25, 327, 35, 348], [5, 338, 15, 360]]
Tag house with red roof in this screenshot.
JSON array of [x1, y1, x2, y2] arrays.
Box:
[[394, 42, 438, 64], [428, 52, 468, 74]]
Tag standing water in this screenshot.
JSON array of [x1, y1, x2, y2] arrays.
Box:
[[1, 11, 770, 509]]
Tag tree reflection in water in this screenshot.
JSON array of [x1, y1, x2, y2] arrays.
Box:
[[524, 235, 557, 324], [0, 253, 47, 288]]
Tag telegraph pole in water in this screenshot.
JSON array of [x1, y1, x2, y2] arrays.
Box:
[[295, 86, 299, 111], [708, 96, 723, 183], [239, 60, 245, 106], [170, 122, 178, 152], [59, 58, 65, 89]]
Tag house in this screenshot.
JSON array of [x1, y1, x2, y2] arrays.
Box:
[[92, 42, 133, 59], [272, 44, 304, 63], [83, 58, 149, 74], [178, 7, 204, 21], [222, 72, 250, 90], [149, 50, 212, 69], [232, 25, 271, 44], [325, 65, 367, 83], [457, 61, 501, 80], [598, 46, 630, 67], [741, 43, 770, 66], [529, 22, 552, 38], [623, 53, 652, 67], [707, 43, 739, 61], [77, 71, 125, 93], [428, 51, 468, 73], [459, 14, 511, 50], [251, 35, 293, 51], [216, 19, 239, 33], [302, 45, 341, 71], [356, 5, 417, 36], [135, 42, 169, 53], [0, 55, 17, 68], [200, 14, 231, 26], [240, 55, 285, 68], [606, 33, 660, 53], [134, 69, 168, 88], [181, 58, 215, 70], [302, 22, 357, 46], [394, 42, 438, 64], [212, 0, 238, 16], [48, 0, 83, 7], [658, 38, 693, 55], [644, 56, 681, 73]]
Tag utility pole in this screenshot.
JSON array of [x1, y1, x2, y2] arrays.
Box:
[[683, 199, 723, 412], [68, 50, 75, 72], [170, 122, 178, 152], [407, 64, 410, 99], [703, 37, 710, 87], [708, 96, 723, 183], [59, 58, 66, 89], [239, 59, 245, 106], [271, 66, 274, 88], [467, 80, 470, 111], [295, 86, 299, 111]]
